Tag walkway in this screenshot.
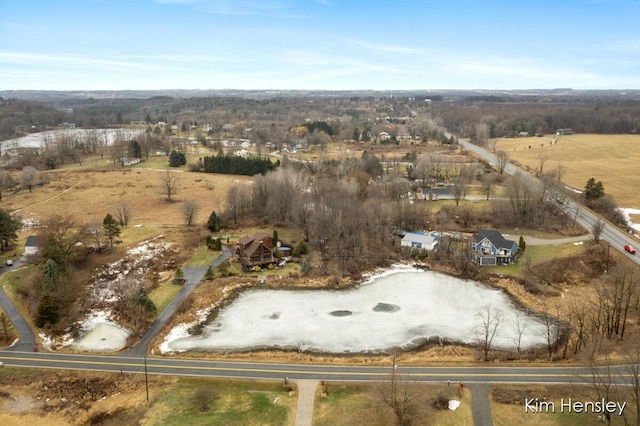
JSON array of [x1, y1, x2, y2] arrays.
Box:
[[294, 380, 319, 426]]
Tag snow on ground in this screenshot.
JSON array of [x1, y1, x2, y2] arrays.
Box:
[[41, 237, 176, 352], [161, 268, 553, 354], [618, 208, 640, 236], [89, 236, 174, 303]]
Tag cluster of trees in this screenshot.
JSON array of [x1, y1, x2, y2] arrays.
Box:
[[202, 154, 278, 176], [222, 163, 429, 274]]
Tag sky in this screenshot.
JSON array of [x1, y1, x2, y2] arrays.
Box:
[[1, 0, 640, 91]]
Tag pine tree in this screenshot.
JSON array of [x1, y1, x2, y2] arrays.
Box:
[[207, 210, 222, 232], [103, 213, 121, 248]]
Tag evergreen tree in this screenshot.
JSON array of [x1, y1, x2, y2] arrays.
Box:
[[518, 236, 526, 252], [0, 210, 18, 250], [36, 292, 59, 328], [584, 177, 605, 200], [103, 213, 121, 248], [40, 259, 60, 292], [207, 210, 222, 232], [204, 265, 215, 280], [169, 150, 184, 167]]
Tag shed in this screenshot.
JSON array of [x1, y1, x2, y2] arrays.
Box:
[[25, 235, 41, 255]]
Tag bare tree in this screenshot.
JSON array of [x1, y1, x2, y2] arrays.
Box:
[[0, 171, 15, 201], [622, 345, 640, 426], [113, 200, 133, 227], [20, 166, 40, 192], [473, 304, 501, 361], [379, 361, 421, 426], [193, 387, 219, 412], [592, 218, 605, 243], [496, 150, 509, 175], [588, 356, 617, 426], [480, 175, 494, 201], [161, 170, 178, 201], [511, 313, 528, 353], [537, 155, 547, 176], [181, 199, 199, 226]]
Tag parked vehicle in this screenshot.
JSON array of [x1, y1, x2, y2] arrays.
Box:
[[624, 245, 636, 254], [4, 259, 12, 266]]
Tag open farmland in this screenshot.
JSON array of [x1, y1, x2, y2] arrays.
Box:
[[495, 134, 640, 213], [1, 167, 252, 228]]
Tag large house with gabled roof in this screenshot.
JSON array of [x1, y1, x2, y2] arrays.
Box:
[[237, 232, 276, 270], [470, 230, 519, 266]]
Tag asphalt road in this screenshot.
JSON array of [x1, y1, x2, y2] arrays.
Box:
[[0, 350, 634, 386], [123, 245, 233, 357], [0, 255, 36, 351], [458, 139, 640, 266]]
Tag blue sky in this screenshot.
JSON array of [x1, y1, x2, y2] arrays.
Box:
[[1, 0, 639, 91]]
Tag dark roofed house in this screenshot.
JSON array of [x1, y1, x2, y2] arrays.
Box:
[[237, 233, 275, 270], [470, 230, 519, 266], [25, 235, 41, 255]]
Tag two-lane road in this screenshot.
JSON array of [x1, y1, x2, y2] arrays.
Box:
[[0, 350, 631, 386], [459, 139, 640, 265]]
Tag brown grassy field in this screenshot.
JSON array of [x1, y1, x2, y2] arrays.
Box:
[[495, 134, 640, 213], [2, 167, 251, 229]]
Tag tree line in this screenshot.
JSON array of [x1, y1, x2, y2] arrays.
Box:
[[202, 154, 279, 176]]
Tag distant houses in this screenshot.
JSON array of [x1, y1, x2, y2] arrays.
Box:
[[556, 128, 574, 135]]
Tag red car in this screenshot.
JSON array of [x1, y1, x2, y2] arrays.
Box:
[[624, 245, 636, 254]]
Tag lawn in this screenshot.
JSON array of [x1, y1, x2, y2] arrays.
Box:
[[313, 382, 473, 426], [495, 134, 640, 209], [141, 378, 295, 426], [485, 242, 586, 278]]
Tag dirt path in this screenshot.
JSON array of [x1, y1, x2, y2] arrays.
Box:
[[293, 380, 318, 426], [468, 383, 493, 426]]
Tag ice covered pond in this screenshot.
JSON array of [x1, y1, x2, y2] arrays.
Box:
[[163, 269, 553, 354]]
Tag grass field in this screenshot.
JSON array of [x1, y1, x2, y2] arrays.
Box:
[[142, 378, 295, 426], [495, 134, 640, 210], [313, 382, 473, 426], [0, 368, 296, 426]]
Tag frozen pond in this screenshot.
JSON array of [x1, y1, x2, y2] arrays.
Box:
[[1, 128, 143, 153], [71, 322, 131, 352], [163, 269, 554, 354]]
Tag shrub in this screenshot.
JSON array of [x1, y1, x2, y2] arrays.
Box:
[[292, 241, 308, 256]]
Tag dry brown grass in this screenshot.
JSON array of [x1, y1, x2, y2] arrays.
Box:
[[3, 167, 251, 228], [495, 134, 640, 209]]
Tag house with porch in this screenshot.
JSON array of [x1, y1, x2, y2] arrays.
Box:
[[237, 233, 275, 270], [470, 230, 519, 266]]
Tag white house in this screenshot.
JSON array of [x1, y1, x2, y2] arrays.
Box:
[[400, 232, 439, 251]]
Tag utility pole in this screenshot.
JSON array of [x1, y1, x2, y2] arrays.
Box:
[[144, 356, 149, 402]]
